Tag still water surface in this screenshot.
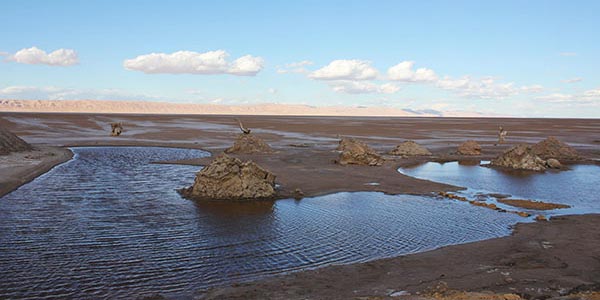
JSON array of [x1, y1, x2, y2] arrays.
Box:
[[1, 147, 523, 299], [400, 161, 600, 216]]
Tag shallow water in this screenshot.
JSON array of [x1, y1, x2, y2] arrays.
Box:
[[0, 147, 523, 299], [400, 161, 600, 216]]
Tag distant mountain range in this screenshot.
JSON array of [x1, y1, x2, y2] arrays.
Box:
[[0, 99, 492, 117]]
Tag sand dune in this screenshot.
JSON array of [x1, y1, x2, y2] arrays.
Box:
[[0, 99, 489, 117]]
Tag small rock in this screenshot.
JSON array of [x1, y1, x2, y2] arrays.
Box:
[[490, 144, 547, 171], [292, 188, 304, 200], [336, 138, 383, 166], [389, 140, 432, 156], [110, 122, 123, 137], [546, 158, 562, 169], [181, 153, 276, 201], [457, 140, 482, 155], [535, 215, 547, 222], [225, 133, 274, 154], [532, 136, 580, 161]]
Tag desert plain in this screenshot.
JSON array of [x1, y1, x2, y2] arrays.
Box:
[[1, 112, 599, 299]]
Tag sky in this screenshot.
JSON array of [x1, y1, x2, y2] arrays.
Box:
[[0, 0, 599, 118]]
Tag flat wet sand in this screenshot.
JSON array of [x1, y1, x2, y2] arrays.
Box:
[[1, 113, 599, 299]]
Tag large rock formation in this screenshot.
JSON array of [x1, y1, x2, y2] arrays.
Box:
[[181, 153, 276, 201], [225, 134, 273, 154], [490, 144, 547, 171], [457, 140, 482, 155], [337, 138, 383, 166], [532, 136, 580, 161], [389, 140, 432, 156], [0, 129, 32, 155]]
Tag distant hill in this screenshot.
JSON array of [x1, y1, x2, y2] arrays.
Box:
[[0, 99, 491, 117]]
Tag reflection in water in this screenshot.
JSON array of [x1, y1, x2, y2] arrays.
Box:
[[1, 147, 523, 299], [400, 161, 600, 216]]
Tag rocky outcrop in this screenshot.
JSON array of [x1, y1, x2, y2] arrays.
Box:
[[532, 136, 580, 161], [225, 134, 273, 154], [336, 138, 383, 166], [457, 140, 481, 155], [490, 144, 547, 171], [0, 129, 32, 155], [110, 123, 123, 136], [389, 140, 432, 156], [181, 153, 276, 201]]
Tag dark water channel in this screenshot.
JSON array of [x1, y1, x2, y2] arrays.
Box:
[[1, 147, 527, 299]]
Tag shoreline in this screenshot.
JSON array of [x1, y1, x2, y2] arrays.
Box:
[[0, 146, 74, 198], [200, 213, 600, 300]]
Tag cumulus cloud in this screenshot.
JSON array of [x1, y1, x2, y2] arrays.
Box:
[[277, 60, 314, 74], [387, 61, 437, 82], [562, 77, 583, 83], [123, 50, 264, 76], [309, 59, 378, 81], [328, 81, 399, 94], [0, 85, 160, 101], [2, 46, 78, 66]]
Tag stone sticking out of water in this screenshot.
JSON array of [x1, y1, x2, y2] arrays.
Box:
[[490, 144, 547, 171], [182, 153, 276, 201], [457, 140, 481, 156]]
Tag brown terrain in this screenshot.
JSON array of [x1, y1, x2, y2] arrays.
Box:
[[0, 112, 599, 299]]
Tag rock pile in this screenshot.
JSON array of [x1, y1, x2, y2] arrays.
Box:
[[336, 138, 383, 166], [532, 136, 580, 161], [225, 134, 274, 154], [457, 140, 481, 155], [490, 144, 548, 171], [389, 140, 432, 156], [0, 129, 32, 155], [110, 123, 123, 136], [181, 153, 276, 201]]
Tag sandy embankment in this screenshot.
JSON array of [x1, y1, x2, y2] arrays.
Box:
[[0, 146, 73, 198], [0, 113, 599, 299]]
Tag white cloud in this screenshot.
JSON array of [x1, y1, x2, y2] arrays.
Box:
[[0, 85, 160, 101], [535, 88, 600, 105], [387, 61, 437, 82], [309, 59, 378, 81], [583, 88, 600, 98], [562, 77, 583, 83], [123, 50, 264, 76], [520, 84, 544, 93], [329, 81, 399, 94], [268, 88, 278, 94], [3, 46, 78, 66], [435, 76, 543, 99], [277, 60, 314, 74]]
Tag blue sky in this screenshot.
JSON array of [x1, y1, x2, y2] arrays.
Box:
[[1, 0, 599, 117]]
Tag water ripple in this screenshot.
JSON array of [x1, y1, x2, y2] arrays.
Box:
[[1, 147, 522, 299]]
